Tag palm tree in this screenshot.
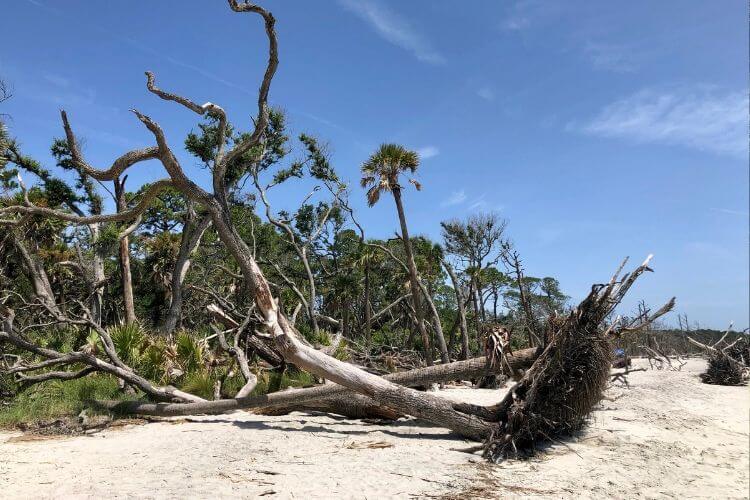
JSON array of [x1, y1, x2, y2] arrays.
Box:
[[361, 144, 437, 365]]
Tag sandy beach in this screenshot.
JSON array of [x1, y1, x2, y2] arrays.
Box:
[[1, 358, 747, 499]]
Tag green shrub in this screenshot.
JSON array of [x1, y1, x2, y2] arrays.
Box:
[[180, 370, 216, 400], [0, 375, 127, 427], [175, 331, 204, 373], [109, 323, 147, 366]]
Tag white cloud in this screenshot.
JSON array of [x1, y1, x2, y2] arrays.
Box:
[[441, 189, 467, 207], [468, 196, 488, 212], [501, 0, 556, 32], [572, 86, 748, 158], [710, 207, 749, 217], [417, 145, 439, 159], [502, 16, 530, 31], [338, 0, 445, 64], [476, 86, 495, 101]]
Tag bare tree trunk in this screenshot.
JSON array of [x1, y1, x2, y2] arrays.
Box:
[[391, 187, 433, 365], [363, 264, 372, 349], [88, 224, 105, 326], [470, 277, 482, 349], [163, 212, 211, 334], [203, 205, 489, 438], [477, 277, 486, 322], [9, 229, 61, 316], [114, 177, 136, 325], [421, 281, 449, 363], [506, 251, 537, 347], [444, 260, 469, 360], [100, 348, 540, 419]]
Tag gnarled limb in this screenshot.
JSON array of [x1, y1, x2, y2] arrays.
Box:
[[97, 348, 539, 419], [60, 110, 159, 181], [0, 179, 175, 225]]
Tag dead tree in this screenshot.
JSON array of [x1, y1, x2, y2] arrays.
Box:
[[443, 259, 470, 360], [162, 207, 212, 335], [0, 3, 673, 454], [689, 335, 749, 385]]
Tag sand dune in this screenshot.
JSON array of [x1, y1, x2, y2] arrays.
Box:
[[1, 358, 747, 499]]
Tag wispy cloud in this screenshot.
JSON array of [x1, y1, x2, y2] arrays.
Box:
[[710, 207, 750, 217], [583, 42, 638, 73], [441, 189, 467, 207], [468, 195, 488, 212], [501, 0, 557, 32], [571, 86, 748, 158], [25, 0, 253, 97], [43, 73, 71, 88], [685, 241, 733, 260], [476, 86, 495, 102], [338, 0, 445, 64], [417, 145, 439, 159]]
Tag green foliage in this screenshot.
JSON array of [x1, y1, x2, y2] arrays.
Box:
[[180, 371, 217, 400], [360, 143, 421, 206], [175, 331, 204, 373], [110, 323, 147, 367], [92, 222, 123, 256], [0, 375, 126, 427], [140, 340, 169, 383]]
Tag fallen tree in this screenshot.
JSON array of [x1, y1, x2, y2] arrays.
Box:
[[689, 336, 749, 386], [94, 347, 541, 418], [0, 1, 674, 458]]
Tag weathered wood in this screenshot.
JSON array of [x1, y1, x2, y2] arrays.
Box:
[[97, 348, 539, 421]]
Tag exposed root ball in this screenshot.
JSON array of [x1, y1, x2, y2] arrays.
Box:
[[700, 339, 750, 386], [481, 256, 663, 462], [485, 321, 612, 461]]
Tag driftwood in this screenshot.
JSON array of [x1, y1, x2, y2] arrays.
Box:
[[96, 348, 540, 418]]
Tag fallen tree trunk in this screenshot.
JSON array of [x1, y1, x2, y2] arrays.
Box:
[[96, 347, 540, 419]]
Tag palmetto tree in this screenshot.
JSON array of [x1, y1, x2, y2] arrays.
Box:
[[353, 247, 378, 350], [361, 144, 436, 364]]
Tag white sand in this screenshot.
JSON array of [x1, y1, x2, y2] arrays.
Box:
[[1, 358, 747, 499]]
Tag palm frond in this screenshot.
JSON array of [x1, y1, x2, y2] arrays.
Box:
[[366, 185, 382, 206]]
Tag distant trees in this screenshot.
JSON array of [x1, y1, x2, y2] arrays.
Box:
[[361, 144, 448, 364]]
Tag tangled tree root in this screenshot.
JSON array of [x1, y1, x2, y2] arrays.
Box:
[[692, 337, 750, 386], [483, 256, 670, 461], [484, 313, 612, 460]]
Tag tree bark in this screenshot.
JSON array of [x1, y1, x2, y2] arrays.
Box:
[[444, 260, 470, 360], [363, 264, 372, 349], [391, 187, 433, 365], [9, 229, 61, 316], [88, 224, 105, 326], [163, 212, 211, 334], [114, 177, 136, 325], [100, 347, 540, 420]]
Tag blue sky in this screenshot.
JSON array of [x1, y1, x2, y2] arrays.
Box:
[[2, 0, 748, 329]]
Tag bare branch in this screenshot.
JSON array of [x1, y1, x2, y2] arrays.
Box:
[[222, 1, 279, 168], [0, 179, 175, 225], [60, 110, 159, 181]]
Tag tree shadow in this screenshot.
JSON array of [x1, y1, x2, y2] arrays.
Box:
[[178, 415, 470, 441]]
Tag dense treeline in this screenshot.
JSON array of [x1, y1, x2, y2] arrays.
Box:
[[0, 83, 569, 413]]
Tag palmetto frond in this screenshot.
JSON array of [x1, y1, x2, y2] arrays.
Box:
[[360, 174, 376, 189], [360, 143, 422, 205], [366, 185, 382, 207]]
